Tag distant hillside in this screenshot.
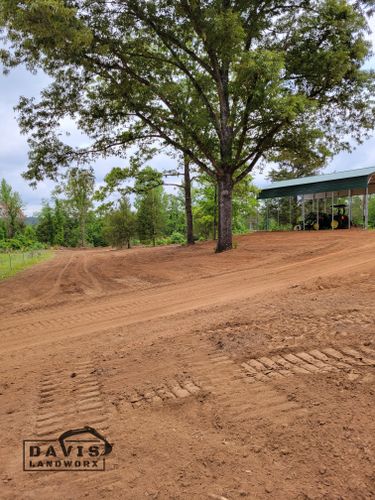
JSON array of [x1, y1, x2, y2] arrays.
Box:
[[24, 216, 39, 226]]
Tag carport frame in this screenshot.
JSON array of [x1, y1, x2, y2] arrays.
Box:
[[259, 167, 375, 230]]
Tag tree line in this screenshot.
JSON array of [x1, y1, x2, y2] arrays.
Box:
[[2, 167, 375, 253], [0, 168, 257, 250]]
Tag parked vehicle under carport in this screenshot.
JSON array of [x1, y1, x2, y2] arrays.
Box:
[[294, 204, 351, 230]]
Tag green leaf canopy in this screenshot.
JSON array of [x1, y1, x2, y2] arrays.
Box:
[[1, 0, 374, 184]]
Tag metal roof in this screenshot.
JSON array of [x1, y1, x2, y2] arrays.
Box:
[[258, 166, 375, 199]]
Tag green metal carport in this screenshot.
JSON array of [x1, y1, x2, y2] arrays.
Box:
[[258, 166, 375, 230]]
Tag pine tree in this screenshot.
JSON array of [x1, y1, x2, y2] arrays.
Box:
[[57, 168, 95, 247], [53, 199, 65, 246], [136, 187, 166, 246], [103, 198, 136, 249], [36, 204, 55, 245], [0, 179, 24, 238]]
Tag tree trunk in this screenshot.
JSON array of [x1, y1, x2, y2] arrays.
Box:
[[80, 215, 86, 247], [213, 184, 217, 240], [183, 154, 194, 245], [216, 173, 233, 252]]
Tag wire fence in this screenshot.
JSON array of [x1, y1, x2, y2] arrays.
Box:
[[0, 249, 50, 279]]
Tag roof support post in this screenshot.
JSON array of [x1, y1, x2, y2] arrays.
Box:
[[331, 192, 334, 230], [364, 187, 369, 229], [302, 195, 305, 231], [316, 195, 319, 230], [289, 196, 292, 229], [348, 189, 352, 230]]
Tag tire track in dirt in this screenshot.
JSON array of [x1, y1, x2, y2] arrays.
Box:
[[30, 254, 76, 306], [116, 337, 306, 424], [28, 358, 122, 495], [198, 350, 307, 424], [102, 338, 374, 421], [82, 253, 104, 295], [137, 344, 308, 425], [2, 243, 375, 354], [2, 238, 373, 324], [47, 253, 76, 294], [240, 345, 375, 383], [0, 238, 374, 351], [126, 377, 203, 408], [35, 359, 109, 438]]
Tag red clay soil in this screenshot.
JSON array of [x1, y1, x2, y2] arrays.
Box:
[[0, 230, 374, 499]]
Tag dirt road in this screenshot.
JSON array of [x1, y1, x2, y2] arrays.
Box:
[[0, 231, 374, 499]]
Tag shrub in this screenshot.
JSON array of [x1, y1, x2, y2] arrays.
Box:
[[0, 237, 46, 251], [168, 231, 186, 244]]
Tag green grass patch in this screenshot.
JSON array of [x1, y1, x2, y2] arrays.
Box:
[[0, 249, 54, 280]]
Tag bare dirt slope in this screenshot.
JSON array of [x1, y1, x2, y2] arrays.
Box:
[[0, 231, 374, 499]]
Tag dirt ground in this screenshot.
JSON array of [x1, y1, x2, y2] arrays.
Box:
[[0, 230, 374, 499]]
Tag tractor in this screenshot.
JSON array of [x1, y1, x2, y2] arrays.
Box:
[[294, 204, 351, 230]]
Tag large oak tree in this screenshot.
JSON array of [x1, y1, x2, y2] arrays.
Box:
[[1, 0, 375, 251]]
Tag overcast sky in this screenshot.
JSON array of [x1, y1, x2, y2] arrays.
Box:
[[1, 21, 375, 215]]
